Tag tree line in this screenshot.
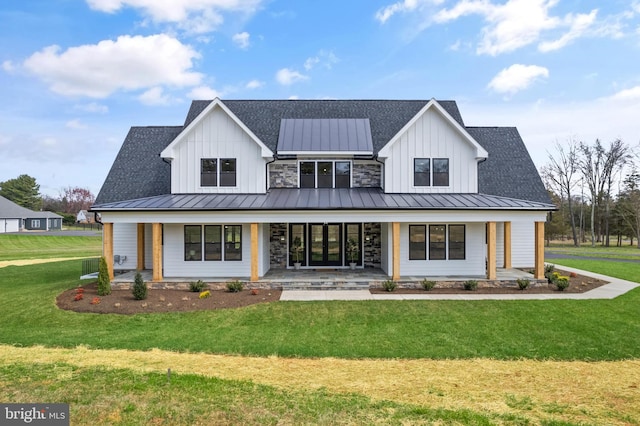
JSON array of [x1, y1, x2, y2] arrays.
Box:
[[542, 139, 640, 248], [0, 174, 96, 225]]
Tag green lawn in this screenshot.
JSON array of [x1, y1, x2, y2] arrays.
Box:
[[546, 241, 640, 261], [1, 259, 639, 360], [0, 234, 102, 261]]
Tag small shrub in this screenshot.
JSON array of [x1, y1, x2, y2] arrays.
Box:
[[421, 279, 436, 291], [569, 272, 578, 278], [73, 293, 83, 301], [250, 289, 259, 295], [463, 280, 478, 291], [227, 280, 243, 293], [555, 276, 570, 291], [199, 290, 211, 299], [97, 256, 111, 296], [516, 278, 530, 290], [382, 280, 397, 292], [189, 280, 207, 292], [132, 272, 148, 300], [90, 297, 101, 305]]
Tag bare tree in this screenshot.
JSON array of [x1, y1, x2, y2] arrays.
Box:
[[579, 139, 630, 247], [542, 141, 580, 246]]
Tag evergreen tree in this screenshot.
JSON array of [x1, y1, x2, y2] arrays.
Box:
[[0, 174, 41, 210], [97, 256, 111, 296]]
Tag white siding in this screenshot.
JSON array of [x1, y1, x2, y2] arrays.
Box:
[[112, 223, 137, 271], [383, 108, 478, 193], [170, 106, 268, 194], [163, 223, 252, 278], [512, 220, 536, 268], [0, 219, 20, 233], [399, 223, 486, 277], [144, 223, 154, 270], [496, 222, 504, 267]]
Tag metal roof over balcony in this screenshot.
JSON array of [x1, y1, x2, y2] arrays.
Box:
[[276, 118, 373, 155]]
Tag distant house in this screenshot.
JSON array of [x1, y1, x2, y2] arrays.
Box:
[[0, 195, 63, 232], [93, 98, 554, 283], [76, 209, 96, 223]]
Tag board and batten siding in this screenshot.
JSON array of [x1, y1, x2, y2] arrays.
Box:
[[383, 108, 478, 193], [162, 223, 252, 278], [170, 107, 268, 194], [399, 223, 485, 276]]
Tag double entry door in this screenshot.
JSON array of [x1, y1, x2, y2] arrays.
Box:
[[289, 223, 361, 267]]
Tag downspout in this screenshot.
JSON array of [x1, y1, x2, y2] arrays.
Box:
[[373, 154, 385, 190], [265, 155, 278, 193]]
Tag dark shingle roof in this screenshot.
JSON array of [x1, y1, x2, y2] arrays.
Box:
[[94, 188, 553, 211], [469, 127, 551, 204], [94, 100, 550, 207], [95, 126, 181, 205]]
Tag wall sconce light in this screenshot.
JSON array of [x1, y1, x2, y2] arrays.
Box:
[[280, 236, 286, 241], [365, 236, 371, 241]]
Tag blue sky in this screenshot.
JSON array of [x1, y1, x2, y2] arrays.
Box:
[[1, 0, 639, 197]]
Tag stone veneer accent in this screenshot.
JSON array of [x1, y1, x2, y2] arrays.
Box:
[[363, 222, 381, 268], [269, 163, 298, 188], [270, 223, 288, 268], [352, 164, 382, 188]]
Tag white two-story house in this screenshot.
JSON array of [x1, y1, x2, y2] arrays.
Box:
[[92, 98, 554, 284]]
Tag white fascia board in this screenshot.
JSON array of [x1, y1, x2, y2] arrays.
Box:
[[277, 151, 373, 157], [377, 99, 489, 160], [160, 98, 274, 159]]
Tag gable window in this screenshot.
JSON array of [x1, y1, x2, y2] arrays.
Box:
[[201, 158, 236, 187], [414, 158, 450, 187], [433, 158, 449, 186], [220, 158, 236, 186], [409, 225, 426, 260], [201, 159, 217, 186], [414, 159, 431, 186], [299, 160, 352, 188]]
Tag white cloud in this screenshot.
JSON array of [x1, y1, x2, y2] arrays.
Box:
[[138, 87, 172, 105], [538, 10, 597, 52], [245, 79, 263, 89], [609, 86, 640, 101], [66, 119, 88, 129], [187, 85, 222, 99], [376, 0, 442, 23], [2, 60, 16, 73], [487, 64, 549, 95], [433, 0, 600, 56], [23, 34, 202, 98], [86, 0, 263, 34], [304, 50, 339, 71], [232, 31, 250, 49], [288, 95, 299, 100], [75, 102, 109, 114], [275, 68, 308, 86]]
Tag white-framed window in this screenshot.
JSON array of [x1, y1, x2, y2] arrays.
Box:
[[31, 219, 40, 228], [298, 160, 351, 188]]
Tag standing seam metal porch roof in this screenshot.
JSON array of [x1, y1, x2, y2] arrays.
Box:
[[93, 188, 555, 211]]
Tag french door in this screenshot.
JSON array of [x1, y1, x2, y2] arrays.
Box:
[[309, 223, 342, 266]]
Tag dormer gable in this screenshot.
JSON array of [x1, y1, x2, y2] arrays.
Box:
[[161, 98, 273, 159], [377, 98, 488, 160]]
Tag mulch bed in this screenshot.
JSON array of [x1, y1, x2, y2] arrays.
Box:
[[57, 269, 607, 315]]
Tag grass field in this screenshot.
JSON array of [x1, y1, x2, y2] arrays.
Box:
[[1, 237, 639, 425], [546, 241, 640, 261], [0, 233, 101, 261]]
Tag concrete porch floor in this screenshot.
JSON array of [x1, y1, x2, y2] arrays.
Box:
[[109, 267, 542, 290]]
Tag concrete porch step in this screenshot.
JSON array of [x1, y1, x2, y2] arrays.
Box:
[[284, 282, 371, 291]]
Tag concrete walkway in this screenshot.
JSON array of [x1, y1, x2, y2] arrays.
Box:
[[280, 264, 639, 301]]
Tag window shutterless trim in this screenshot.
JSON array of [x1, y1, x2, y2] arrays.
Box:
[[409, 224, 427, 260]]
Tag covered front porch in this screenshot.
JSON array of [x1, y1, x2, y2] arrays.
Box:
[[109, 267, 546, 290]]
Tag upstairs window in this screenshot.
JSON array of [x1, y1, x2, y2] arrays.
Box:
[[414, 158, 449, 187], [201, 158, 236, 187], [299, 160, 351, 188]]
